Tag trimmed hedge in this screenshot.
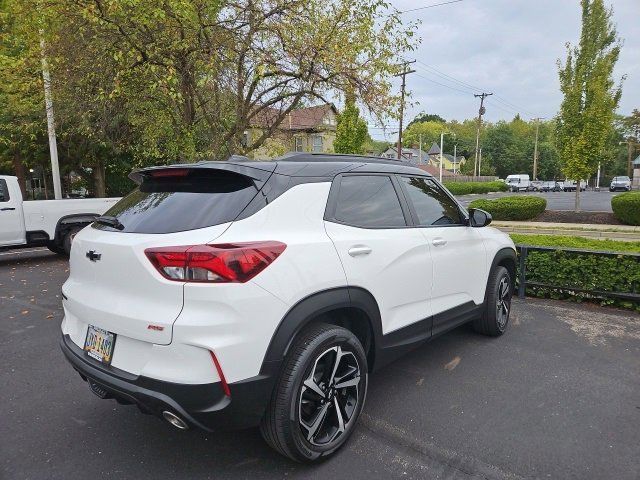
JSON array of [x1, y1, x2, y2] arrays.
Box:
[[443, 181, 508, 195], [468, 196, 546, 220], [611, 191, 640, 225], [510, 234, 640, 253], [517, 248, 640, 311]]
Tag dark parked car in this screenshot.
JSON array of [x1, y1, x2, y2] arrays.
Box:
[[540, 181, 562, 192]]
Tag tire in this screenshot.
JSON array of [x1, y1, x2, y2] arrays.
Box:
[[46, 242, 66, 256], [473, 266, 513, 337], [260, 323, 368, 463], [62, 226, 83, 257]]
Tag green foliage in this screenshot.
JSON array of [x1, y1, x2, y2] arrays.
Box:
[[334, 100, 368, 154], [611, 191, 640, 225], [443, 181, 508, 195], [518, 249, 640, 311], [468, 195, 546, 220], [557, 0, 623, 210], [408, 112, 445, 126], [510, 234, 640, 253]]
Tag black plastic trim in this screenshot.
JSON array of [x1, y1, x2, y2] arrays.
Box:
[[60, 334, 275, 431]]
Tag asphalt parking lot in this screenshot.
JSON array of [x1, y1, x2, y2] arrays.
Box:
[[456, 190, 621, 212], [2, 248, 640, 480]]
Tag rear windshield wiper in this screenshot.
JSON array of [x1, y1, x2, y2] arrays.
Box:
[[95, 215, 125, 231]]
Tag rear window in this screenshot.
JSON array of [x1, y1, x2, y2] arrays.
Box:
[[94, 169, 258, 233]]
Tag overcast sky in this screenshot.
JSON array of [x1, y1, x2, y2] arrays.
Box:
[[368, 0, 639, 140]]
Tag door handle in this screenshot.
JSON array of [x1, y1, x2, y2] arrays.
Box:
[[432, 238, 447, 247], [348, 246, 372, 257], [0, 207, 16, 211]]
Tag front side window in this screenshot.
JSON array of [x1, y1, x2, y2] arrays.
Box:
[[312, 135, 323, 152], [399, 176, 463, 226], [0, 179, 9, 202], [333, 175, 407, 228]]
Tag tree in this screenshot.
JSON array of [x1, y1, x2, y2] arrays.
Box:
[[334, 98, 368, 154], [557, 0, 623, 211], [408, 112, 445, 126]]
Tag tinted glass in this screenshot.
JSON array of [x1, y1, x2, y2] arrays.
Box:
[[334, 175, 406, 228], [400, 176, 463, 226], [0, 179, 8, 202], [94, 169, 258, 233]]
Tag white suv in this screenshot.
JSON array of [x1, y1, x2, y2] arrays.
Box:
[[60, 153, 516, 462]]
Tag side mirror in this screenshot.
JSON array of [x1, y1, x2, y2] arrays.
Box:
[[468, 208, 492, 227]]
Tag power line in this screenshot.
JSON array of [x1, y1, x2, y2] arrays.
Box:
[[390, 0, 465, 16]]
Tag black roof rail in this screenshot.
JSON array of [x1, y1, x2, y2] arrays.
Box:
[[277, 152, 413, 166]]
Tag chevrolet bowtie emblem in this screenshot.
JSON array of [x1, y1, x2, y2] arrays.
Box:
[[86, 250, 101, 262]]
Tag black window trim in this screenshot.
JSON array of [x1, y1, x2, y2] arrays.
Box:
[[395, 174, 469, 228], [324, 173, 412, 229], [0, 179, 9, 202]]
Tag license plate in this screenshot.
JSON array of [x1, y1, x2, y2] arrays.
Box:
[[84, 325, 116, 365]]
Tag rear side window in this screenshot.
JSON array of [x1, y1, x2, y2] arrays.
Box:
[[332, 175, 407, 228], [0, 179, 8, 202], [399, 176, 463, 226], [94, 169, 258, 233]]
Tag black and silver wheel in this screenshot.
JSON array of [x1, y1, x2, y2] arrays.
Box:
[[260, 323, 367, 462], [473, 266, 513, 336]]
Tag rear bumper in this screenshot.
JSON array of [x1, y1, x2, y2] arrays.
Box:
[[60, 334, 278, 431]]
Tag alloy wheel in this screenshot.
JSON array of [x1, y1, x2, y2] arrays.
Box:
[[298, 346, 361, 447], [496, 276, 511, 329]]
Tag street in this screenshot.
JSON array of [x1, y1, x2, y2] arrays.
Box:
[[456, 190, 621, 212], [2, 248, 640, 479]]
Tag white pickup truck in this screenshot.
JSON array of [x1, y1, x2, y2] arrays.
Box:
[[0, 175, 120, 255]]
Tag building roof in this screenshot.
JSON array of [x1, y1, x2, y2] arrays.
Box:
[[633, 154, 640, 166], [250, 104, 336, 131], [380, 146, 429, 163], [427, 142, 441, 155]]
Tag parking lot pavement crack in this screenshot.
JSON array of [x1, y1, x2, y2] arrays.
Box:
[[359, 413, 526, 480]]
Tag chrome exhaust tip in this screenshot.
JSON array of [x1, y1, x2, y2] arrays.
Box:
[[162, 410, 189, 430]]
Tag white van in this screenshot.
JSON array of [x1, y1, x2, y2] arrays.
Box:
[[505, 174, 531, 192]]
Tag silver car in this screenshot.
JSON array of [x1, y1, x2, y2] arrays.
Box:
[[610, 176, 631, 192]]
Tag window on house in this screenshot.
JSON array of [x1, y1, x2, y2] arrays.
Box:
[[312, 136, 323, 152], [295, 137, 304, 152]]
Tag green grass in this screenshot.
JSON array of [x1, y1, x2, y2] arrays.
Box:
[[510, 234, 640, 253]]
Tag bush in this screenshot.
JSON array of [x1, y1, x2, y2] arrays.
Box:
[[443, 181, 507, 195], [611, 191, 640, 225], [510, 234, 640, 253], [468, 196, 546, 220], [517, 248, 640, 311]]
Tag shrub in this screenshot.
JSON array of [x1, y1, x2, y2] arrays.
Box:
[[443, 181, 508, 195], [510, 234, 640, 253], [516, 248, 640, 311], [468, 196, 546, 220], [611, 191, 640, 225]]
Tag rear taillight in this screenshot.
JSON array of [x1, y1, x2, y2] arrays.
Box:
[[144, 241, 286, 283]]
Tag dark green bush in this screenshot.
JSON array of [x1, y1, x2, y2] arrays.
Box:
[[517, 248, 640, 311], [468, 195, 546, 220], [611, 191, 640, 225], [443, 181, 508, 195]]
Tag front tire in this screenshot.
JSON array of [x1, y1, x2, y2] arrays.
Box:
[[473, 266, 513, 336], [260, 323, 368, 463]]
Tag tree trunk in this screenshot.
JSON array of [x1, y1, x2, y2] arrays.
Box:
[[93, 161, 106, 197], [574, 184, 580, 212], [12, 154, 27, 199]]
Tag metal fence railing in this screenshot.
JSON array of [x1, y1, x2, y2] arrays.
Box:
[[515, 245, 640, 303]]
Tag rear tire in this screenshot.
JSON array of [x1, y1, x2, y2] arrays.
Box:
[[260, 323, 368, 463], [62, 226, 83, 257], [473, 266, 513, 337]]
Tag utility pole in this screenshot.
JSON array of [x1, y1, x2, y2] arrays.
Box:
[[473, 93, 492, 178], [532, 117, 545, 180], [40, 32, 62, 200], [419, 133, 422, 164], [439, 133, 444, 182], [394, 60, 416, 160]]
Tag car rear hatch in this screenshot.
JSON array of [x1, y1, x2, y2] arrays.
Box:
[[62, 162, 275, 345]]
